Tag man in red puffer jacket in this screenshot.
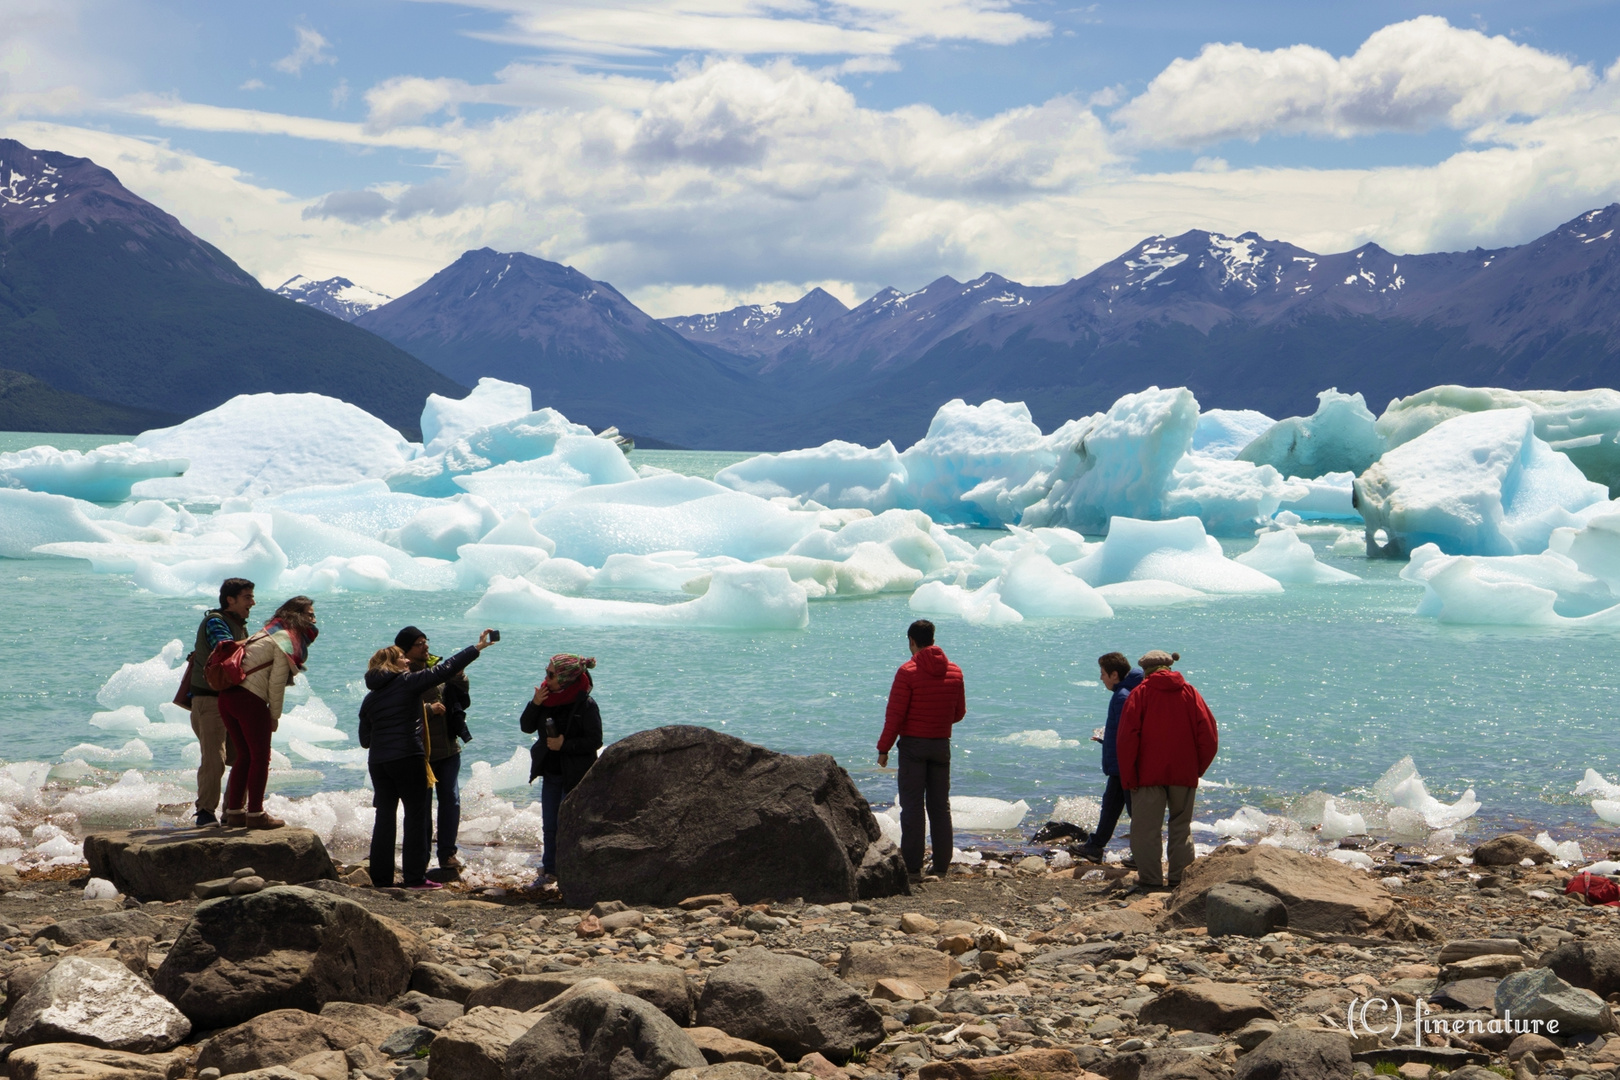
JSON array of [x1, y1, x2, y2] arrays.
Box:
[[1117, 650, 1218, 892], [877, 620, 966, 878]]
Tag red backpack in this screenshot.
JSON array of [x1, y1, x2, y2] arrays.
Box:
[[1566, 872, 1620, 906], [204, 633, 274, 692]]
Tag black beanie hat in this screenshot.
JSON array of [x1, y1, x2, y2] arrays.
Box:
[[394, 625, 427, 651]]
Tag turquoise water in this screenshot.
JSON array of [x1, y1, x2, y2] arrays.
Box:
[[1, 444, 1616, 846], [0, 432, 123, 453]]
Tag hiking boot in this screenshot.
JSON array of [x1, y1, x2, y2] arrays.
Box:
[[224, 809, 248, 827], [440, 854, 464, 871], [195, 808, 219, 828], [427, 866, 460, 884], [244, 811, 285, 829], [1075, 847, 1105, 864]]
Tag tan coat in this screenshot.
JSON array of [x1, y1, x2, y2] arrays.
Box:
[[237, 631, 299, 720]]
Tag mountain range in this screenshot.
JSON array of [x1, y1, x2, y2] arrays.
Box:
[[9, 135, 1620, 450]]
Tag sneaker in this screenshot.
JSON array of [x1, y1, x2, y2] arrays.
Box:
[[195, 808, 219, 828], [427, 866, 460, 884], [407, 880, 444, 891], [441, 854, 464, 871], [1075, 847, 1105, 864]]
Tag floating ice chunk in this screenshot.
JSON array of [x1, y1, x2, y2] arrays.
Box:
[[128, 521, 290, 597], [1401, 543, 1619, 624], [1239, 390, 1386, 479], [268, 510, 455, 592], [1595, 801, 1620, 825], [1068, 516, 1283, 595], [97, 640, 188, 714], [260, 481, 435, 538], [383, 494, 500, 559], [60, 740, 152, 764], [454, 543, 550, 591], [874, 807, 902, 848], [1575, 768, 1620, 799], [762, 542, 923, 598], [0, 763, 51, 810], [1278, 472, 1357, 518], [525, 557, 596, 595], [133, 393, 416, 500], [716, 441, 907, 513], [1327, 849, 1374, 870], [0, 444, 189, 503], [898, 399, 1056, 526], [1193, 409, 1276, 460], [1356, 408, 1609, 557], [1094, 580, 1208, 607], [469, 564, 810, 630], [534, 475, 820, 567], [1535, 832, 1583, 863], [997, 730, 1079, 749], [1373, 756, 1479, 828], [1162, 456, 1307, 536], [1051, 796, 1100, 829], [453, 437, 641, 510], [465, 748, 537, 795], [57, 768, 189, 825], [995, 549, 1113, 618], [0, 488, 116, 559], [787, 509, 947, 573], [1379, 386, 1620, 493], [1213, 806, 1272, 837], [287, 739, 367, 766], [1319, 798, 1367, 840], [910, 579, 1024, 625], [421, 378, 534, 456], [950, 796, 1029, 831], [1234, 531, 1360, 584], [593, 552, 743, 592], [477, 510, 556, 552], [274, 697, 348, 746], [1548, 512, 1620, 594]]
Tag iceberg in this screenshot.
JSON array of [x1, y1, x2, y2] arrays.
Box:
[[762, 543, 923, 599], [1371, 757, 1479, 829], [1401, 542, 1620, 625], [785, 509, 947, 573], [1234, 531, 1360, 584], [383, 494, 501, 560], [0, 444, 189, 503], [1318, 798, 1367, 840], [896, 399, 1056, 526], [1192, 409, 1276, 460], [97, 640, 189, 715], [1278, 472, 1357, 518], [467, 564, 810, 630], [421, 378, 535, 456], [1355, 407, 1610, 557], [716, 441, 907, 513], [1238, 390, 1385, 479], [1067, 516, 1283, 595], [1162, 455, 1306, 536], [451, 437, 640, 511], [388, 400, 630, 499], [911, 549, 1112, 625], [0, 488, 116, 559], [259, 481, 436, 538]]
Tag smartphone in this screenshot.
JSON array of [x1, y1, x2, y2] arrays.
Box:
[[489, 630, 501, 642]]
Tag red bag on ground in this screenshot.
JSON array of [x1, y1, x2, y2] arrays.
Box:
[[1565, 872, 1620, 906], [204, 634, 272, 692]]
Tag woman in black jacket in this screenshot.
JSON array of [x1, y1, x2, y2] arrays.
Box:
[[359, 629, 496, 889], [520, 653, 603, 886]]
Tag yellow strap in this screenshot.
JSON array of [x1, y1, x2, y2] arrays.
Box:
[[422, 705, 437, 788]]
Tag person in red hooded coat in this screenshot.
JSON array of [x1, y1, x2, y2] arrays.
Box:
[[877, 620, 966, 877], [1117, 650, 1218, 891]]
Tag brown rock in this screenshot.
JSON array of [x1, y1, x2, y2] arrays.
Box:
[[83, 827, 336, 902], [838, 941, 961, 992], [426, 1005, 541, 1079], [1441, 954, 1524, 982], [1076, 909, 1157, 936], [1164, 845, 1422, 938], [599, 909, 645, 931], [900, 913, 940, 934], [668, 1066, 777, 1080], [938, 934, 975, 955], [796, 1052, 844, 1079], [288, 1049, 350, 1080], [1507, 1034, 1563, 1062], [874, 977, 928, 1001], [194, 1009, 363, 1075], [679, 894, 739, 910], [687, 1027, 786, 1070], [1471, 834, 1552, 866], [6, 1044, 189, 1080], [465, 964, 692, 1024], [317, 1001, 413, 1045], [575, 914, 605, 938], [917, 1048, 1090, 1079], [1138, 982, 1277, 1033]]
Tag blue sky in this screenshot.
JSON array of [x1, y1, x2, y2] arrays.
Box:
[[5, 0, 1620, 314]]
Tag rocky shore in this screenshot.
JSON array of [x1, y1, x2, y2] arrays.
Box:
[[1, 826, 1617, 1080]]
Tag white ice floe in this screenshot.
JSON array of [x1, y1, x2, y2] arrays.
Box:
[[996, 729, 1080, 749], [1192, 409, 1276, 460], [420, 378, 535, 457], [1535, 831, 1583, 863], [911, 548, 1112, 625], [383, 494, 501, 560], [1319, 798, 1368, 840], [0, 444, 189, 503], [1401, 542, 1620, 626], [60, 740, 153, 764], [880, 797, 1029, 832], [1327, 849, 1375, 870], [97, 640, 189, 715], [1234, 531, 1360, 584], [1371, 757, 1480, 829], [716, 441, 908, 513], [1356, 408, 1611, 557], [468, 564, 811, 630], [1277, 472, 1357, 519], [0, 488, 116, 559], [1238, 390, 1386, 479], [1068, 516, 1283, 595]]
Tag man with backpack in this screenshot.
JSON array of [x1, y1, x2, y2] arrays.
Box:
[[187, 578, 254, 827], [395, 626, 474, 882]]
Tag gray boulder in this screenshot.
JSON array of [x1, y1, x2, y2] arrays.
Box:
[[1205, 883, 1288, 938], [427, 1006, 539, 1080], [505, 987, 707, 1080], [556, 726, 907, 907], [154, 885, 424, 1028], [1138, 982, 1276, 1034], [1471, 834, 1552, 867], [83, 827, 336, 902], [1495, 967, 1618, 1036], [1234, 1029, 1353, 1080], [1543, 941, 1620, 998], [466, 964, 692, 1024], [696, 947, 884, 1064], [411, 961, 494, 1003], [35, 910, 164, 945], [388, 989, 467, 1030], [4, 956, 191, 1052], [194, 1009, 364, 1074]]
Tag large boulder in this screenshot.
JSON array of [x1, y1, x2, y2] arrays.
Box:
[[6, 1044, 190, 1080], [36, 910, 164, 945], [465, 964, 693, 1024], [1233, 1029, 1353, 1080], [194, 1010, 364, 1075], [505, 987, 708, 1080], [1472, 834, 1552, 867], [154, 885, 425, 1028], [4, 957, 191, 1052], [1164, 845, 1422, 939], [1542, 941, 1620, 997], [696, 948, 884, 1064], [556, 726, 908, 907], [83, 827, 337, 902], [1205, 884, 1288, 938], [426, 1006, 540, 1079], [1495, 968, 1618, 1036], [837, 942, 961, 993], [1137, 981, 1276, 1034]]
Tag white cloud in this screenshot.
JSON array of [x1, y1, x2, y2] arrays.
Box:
[[1113, 16, 1595, 148], [272, 25, 336, 76], [239, 78, 267, 91]]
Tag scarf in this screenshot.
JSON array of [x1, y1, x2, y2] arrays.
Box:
[[538, 664, 594, 708], [264, 617, 317, 668]]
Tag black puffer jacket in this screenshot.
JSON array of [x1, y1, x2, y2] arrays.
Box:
[[520, 694, 603, 790], [359, 647, 480, 765]]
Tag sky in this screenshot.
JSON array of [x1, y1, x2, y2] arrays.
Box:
[[5, 0, 1620, 316]]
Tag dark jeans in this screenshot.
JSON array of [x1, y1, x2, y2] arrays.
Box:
[[425, 753, 461, 864], [897, 736, 952, 874], [540, 774, 566, 875], [371, 755, 430, 887], [1092, 773, 1131, 849]]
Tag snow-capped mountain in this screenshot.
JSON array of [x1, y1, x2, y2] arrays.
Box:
[[661, 287, 849, 363], [275, 275, 393, 322]]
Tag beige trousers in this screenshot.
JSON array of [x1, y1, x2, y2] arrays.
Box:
[[1129, 784, 1197, 888], [191, 694, 236, 814]]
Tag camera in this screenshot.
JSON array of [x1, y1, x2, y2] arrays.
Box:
[[488, 629, 501, 642]]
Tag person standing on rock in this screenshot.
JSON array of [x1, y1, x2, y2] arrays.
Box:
[[395, 626, 474, 883], [521, 654, 603, 889], [359, 630, 497, 890], [220, 596, 320, 830], [876, 619, 966, 880], [1117, 650, 1218, 893], [1077, 651, 1143, 864], [186, 577, 254, 827]]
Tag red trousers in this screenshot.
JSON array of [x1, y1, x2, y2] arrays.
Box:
[[219, 687, 273, 814]]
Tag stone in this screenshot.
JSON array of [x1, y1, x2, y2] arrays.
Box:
[[556, 725, 908, 907], [796, 1054, 843, 1080], [194, 1009, 364, 1075], [35, 910, 163, 945], [838, 941, 962, 992], [697, 947, 884, 1063], [83, 828, 336, 902], [465, 963, 692, 1024], [386, 990, 466, 1030], [1495, 967, 1618, 1036], [6, 1044, 189, 1080], [1075, 909, 1157, 936], [154, 885, 424, 1028], [1441, 954, 1524, 981], [1092, 1048, 1224, 1080], [598, 909, 645, 931], [1472, 834, 1552, 867], [1543, 941, 1620, 998], [1507, 1034, 1563, 1061], [228, 874, 267, 895], [668, 1066, 776, 1080], [679, 894, 738, 910], [939, 989, 989, 1014], [1138, 982, 1277, 1034], [901, 913, 939, 934], [505, 987, 707, 1080], [379, 1025, 436, 1057], [1205, 883, 1289, 938], [1438, 940, 1525, 965], [687, 1027, 786, 1070], [4, 957, 191, 1053], [319, 1001, 414, 1044], [410, 961, 490, 1004], [938, 934, 975, 955], [1233, 1019, 1281, 1051], [1233, 1030, 1353, 1080], [1431, 979, 1499, 1012], [1397, 1065, 1429, 1080], [1164, 845, 1422, 938], [427, 1006, 541, 1079], [917, 1048, 1089, 1079], [873, 976, 928, 1001], [288, 1050, 350, 1080], [193, 878, 237, 900]]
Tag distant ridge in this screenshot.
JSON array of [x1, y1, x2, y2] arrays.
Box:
[[275, 275, 393, 322]]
